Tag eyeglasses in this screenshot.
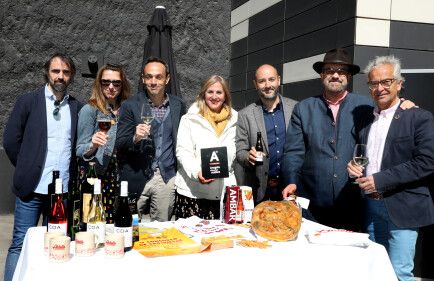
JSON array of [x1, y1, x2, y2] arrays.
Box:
[[53, 100, 61, 116], [367, 78, 396, 90], [322, 68, 349, 76], [101, 79, 122, 88]]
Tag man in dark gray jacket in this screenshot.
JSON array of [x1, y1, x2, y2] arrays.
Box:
[[236, 64, 297, 203], [3, 53, 81, 281], [116, 57, 186, 222]]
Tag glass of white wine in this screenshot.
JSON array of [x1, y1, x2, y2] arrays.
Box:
[[351, 144, 369, 183], [141, 104, 154, 125]]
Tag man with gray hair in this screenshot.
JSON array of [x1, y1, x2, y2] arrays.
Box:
[[348, 55, 434, 281]]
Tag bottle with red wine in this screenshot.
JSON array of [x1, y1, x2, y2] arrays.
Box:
[[48, 170, 60, 209], [48, 178, 67, 235], [114, 181, 133, 251]]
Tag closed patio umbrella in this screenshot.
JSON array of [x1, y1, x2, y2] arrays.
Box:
[[140, 6, 181, 97]]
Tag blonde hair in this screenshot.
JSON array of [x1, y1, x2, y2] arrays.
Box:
[[195, 75, 232, 117], [89, 64, 131, 113]]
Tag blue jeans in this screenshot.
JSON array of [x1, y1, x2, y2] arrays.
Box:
[[4, 194, 48, 281], [365, 198, 418, 281]]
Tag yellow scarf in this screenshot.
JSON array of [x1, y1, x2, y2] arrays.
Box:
[[203, 105, 230, 136]]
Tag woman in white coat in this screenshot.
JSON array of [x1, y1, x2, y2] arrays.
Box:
[[174, 75, 238, 219]]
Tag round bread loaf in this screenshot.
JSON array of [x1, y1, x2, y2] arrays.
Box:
[[251, 200, 302, 241]]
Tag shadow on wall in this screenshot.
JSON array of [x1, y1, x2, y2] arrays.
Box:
[[0, 148, 15, 214]]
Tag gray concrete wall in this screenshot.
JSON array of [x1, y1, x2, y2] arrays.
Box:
[[0, 0, 231, 142], [0, 0, 231, 213]]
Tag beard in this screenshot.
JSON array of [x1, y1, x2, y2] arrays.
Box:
[[50, 80, 69, 93], [260, 88, 278, 100], [323, 79, 347, 94]]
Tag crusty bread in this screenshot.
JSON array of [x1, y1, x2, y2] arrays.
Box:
[[251, 200, 302, 241]]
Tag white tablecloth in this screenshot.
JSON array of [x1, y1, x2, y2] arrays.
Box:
[[13, 219, 397, 281]]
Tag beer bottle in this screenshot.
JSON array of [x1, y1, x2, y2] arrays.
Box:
[[236, 189, 244, 223], [255, 132, 264, 165]]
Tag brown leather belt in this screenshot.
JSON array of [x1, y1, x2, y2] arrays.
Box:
[[366, 192, 383, 200]]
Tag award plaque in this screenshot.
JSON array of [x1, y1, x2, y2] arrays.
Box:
[[200, 147, 229, 179]]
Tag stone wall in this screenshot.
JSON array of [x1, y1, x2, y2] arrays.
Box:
[[0, 0, 231, 142]]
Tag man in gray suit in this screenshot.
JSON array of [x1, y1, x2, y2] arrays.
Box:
[[236, 64, 297, 203]]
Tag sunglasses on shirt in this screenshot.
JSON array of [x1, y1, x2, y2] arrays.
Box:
[[53, 100, 61, 116]]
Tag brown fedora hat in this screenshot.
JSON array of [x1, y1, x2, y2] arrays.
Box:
[[313, 48, 360, 75]]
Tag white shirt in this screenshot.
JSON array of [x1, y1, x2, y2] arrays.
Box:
[[365, 102, 400, 177], [34, 85, 71, 194]]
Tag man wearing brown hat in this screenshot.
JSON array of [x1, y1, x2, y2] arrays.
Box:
[[281, 48, 413, 231]]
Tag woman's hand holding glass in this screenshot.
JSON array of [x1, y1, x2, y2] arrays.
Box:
[[91, 131, 108, 147], [85, 123, 109, 157], [94, 118, 111, 147]]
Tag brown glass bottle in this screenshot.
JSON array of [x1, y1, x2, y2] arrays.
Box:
[[255, 132, 264, 165], [235, 189, 244, 223]]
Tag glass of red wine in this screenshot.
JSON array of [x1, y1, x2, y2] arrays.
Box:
[[97, 118, 111, 148], [97, 118, 111, 133]]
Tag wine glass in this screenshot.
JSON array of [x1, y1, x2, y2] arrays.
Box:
[[97, 118, 111, 148], [351, 144, 369, 183], [97, 118, 111, 133], [141, 104, 154, 125]]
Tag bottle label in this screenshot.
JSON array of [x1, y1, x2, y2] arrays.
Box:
[[87, 222, 106, 244], [114, 226, 133, 248], [82, 193, 92, 223], [105, 223, 115, 235], [256, 152, 263, 162], [87, 177, 96, 185], [48, 223, 67, 235], [72, 200, 80, 226]]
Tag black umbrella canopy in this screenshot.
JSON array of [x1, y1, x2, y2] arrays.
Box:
[[141, 6, 181, 97]]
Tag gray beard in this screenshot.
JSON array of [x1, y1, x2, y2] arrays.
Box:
[[51, 82, 68, 93], [260, 90, 278, 100]]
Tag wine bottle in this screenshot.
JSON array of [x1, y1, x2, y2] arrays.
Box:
[[114, 181, 133, 251], [48, 170, 60, 210], [48, 178, 67, 235], [67, 164, 82, 240], [87, 179, 106, 248], [81, 162, 97, 228], [255, 132, 264, 165]]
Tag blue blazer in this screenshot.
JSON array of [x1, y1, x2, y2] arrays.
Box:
[[282, 93, 372, 208], [358, 105, 434, 228], [115, 91, 186, 196], [3, 87, 82, 198]]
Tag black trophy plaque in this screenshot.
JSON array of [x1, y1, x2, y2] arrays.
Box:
[[200, 146, 229, 179]]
